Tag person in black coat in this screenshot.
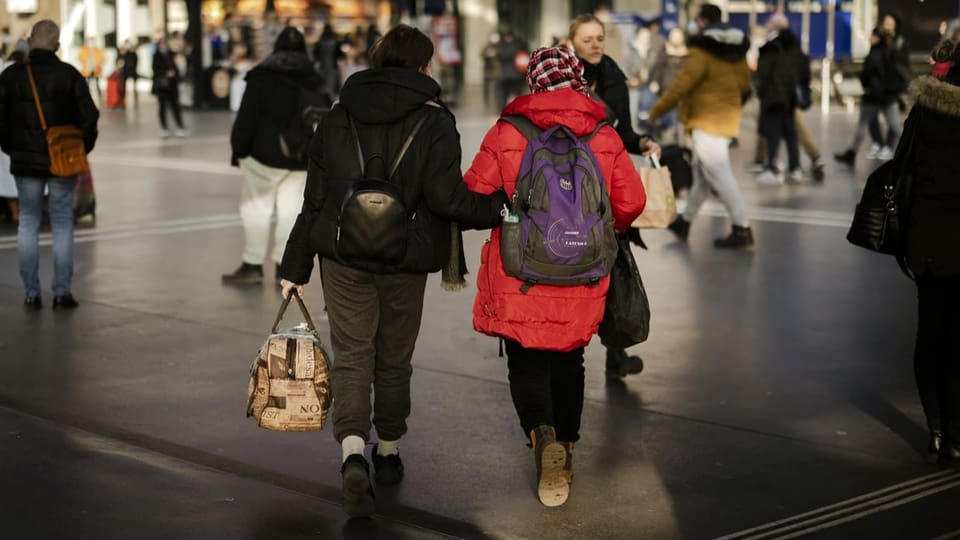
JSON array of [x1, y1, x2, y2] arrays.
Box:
[[568, 13, 660, 380], [120, 39, 139, 106], [835, 28, 903, 165], [151, 36, 185, 137], [0, 19, 99, 309], [278, 25, 506, 518], [222, 27, 326, 286], [901, 45, 960, 469], [754, 14, 805, 184]]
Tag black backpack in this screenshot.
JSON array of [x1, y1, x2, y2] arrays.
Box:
[[279, 85, 331, 162], [335, 111, 429, 264]]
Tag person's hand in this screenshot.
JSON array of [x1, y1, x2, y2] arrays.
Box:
[[641, 139, 662, 159], [492, 189, 511, 213], [280, 279, 304, 300], [649, 82, 660, 94]]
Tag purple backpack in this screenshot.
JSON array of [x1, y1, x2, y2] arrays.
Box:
[[499, 116, 618, 292]]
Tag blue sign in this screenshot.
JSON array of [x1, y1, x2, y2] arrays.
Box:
[[662, 0, 680, 32]]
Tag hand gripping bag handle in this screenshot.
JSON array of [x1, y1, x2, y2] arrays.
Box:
[[271, 289, 317, 334]]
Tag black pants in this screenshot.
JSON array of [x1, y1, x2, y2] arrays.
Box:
[[915, 276, 960, 446], [759, 105, 799, 171], [157, 90, 183, 130], [505, 339, 585, 443]]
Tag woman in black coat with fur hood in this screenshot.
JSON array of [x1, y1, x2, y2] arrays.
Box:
[[903, 40, 960, 470]]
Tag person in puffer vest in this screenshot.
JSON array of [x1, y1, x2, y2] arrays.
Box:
[[463, 46, 645, 507]]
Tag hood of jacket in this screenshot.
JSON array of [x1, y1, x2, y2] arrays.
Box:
[[501, 88, 609, 137], [690, 23, 750, 62], [759, 29, 798, 54], [245, 51, 315, 83], [338, 67, 442, 123], [911, 75, 960, 117]]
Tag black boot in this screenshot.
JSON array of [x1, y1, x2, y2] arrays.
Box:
[[833, 149, 855, 167], [928, 430, 943, 465], [667, 216, 690, 241], [605, 348, 644, 379], [221, 263, 263, 285], [714, 225, 754, 249], [940, 442, 960, 471]]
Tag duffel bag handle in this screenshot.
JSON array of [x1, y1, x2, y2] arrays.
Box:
[[271, 289, 317, 334]]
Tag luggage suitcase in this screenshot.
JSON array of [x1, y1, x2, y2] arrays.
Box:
[[246, 291, 332, 432], [105, 71, 124, 109]]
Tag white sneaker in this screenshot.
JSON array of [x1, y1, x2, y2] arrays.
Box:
[[746, 162, 766, 173], [877, 146, 894, 160], [159, 129, 171, 139], [175, 128, 188, 138], [755, 168, 784, 186], [787, 168, 805, 183], [866, 143, 882, 159]]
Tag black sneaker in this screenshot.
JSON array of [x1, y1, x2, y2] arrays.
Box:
[[221, 263, 263, 285], [667, 216, 690, 241], [811, 156, 825, 181], [341, 454, 375, 518], [371, 444, 404, 485], [605, 348, 644, 379], [714, 226, 754, 249], [833, 149, 855, 167], [24, 295, 42, 310], [52, 293, 79, 310]]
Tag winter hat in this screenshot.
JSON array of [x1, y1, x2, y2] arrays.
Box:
[[526, 46, 589, 95]]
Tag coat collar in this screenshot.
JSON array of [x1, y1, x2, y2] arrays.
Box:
[[911, 76, 960, 118]]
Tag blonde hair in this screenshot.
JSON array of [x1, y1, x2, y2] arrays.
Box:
[[568, 14, 604, 41]]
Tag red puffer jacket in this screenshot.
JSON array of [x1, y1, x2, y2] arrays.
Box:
[[464, 89, 646, 352]]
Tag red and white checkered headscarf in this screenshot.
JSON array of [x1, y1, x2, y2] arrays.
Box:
[[526, 46, 589, 95]]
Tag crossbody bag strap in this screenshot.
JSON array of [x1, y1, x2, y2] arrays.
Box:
[[25, 63, 48, 131]]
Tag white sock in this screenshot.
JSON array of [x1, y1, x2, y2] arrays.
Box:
[[341, 435, 365, 463], [377, 438, 399, 456]]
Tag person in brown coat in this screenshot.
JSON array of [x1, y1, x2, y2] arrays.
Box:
[[649, 4, 754, 248]]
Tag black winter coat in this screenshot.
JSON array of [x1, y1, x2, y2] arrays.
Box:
[[230, 51, 325, 170], [583, 54, 648, 155], [904, 75, 960, 277], [0, 50, 99, 178], [279, 68, 506, 282], [151, 49, 179, 95], [859, 41, 899, 105], [756, 30, 804, 112]]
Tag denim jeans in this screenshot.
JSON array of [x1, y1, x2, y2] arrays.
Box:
[[15, 176, 75, 296]]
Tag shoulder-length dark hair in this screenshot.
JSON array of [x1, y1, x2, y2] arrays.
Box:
[[368, 24, 433, 70]]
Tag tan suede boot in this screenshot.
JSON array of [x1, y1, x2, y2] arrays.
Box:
[[530, 425, 569, 507]]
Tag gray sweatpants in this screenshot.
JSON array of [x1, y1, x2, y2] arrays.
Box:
[[321, 258, 428, 443]]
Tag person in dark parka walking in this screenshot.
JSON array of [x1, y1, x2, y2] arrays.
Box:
[[902, 41, 960, 470], [278, 25, 507, 518], [754, 13, 806, 184], [222, 27, 326, 286]]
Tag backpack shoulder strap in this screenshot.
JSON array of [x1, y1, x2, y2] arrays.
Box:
[[387, 109, 430, 180], [346, 113, 365, 175], [584, 121, 607, 142], [499, 115, 542, 142]]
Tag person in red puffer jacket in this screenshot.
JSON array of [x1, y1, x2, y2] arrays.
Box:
[[463, 46, 645, 507]]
